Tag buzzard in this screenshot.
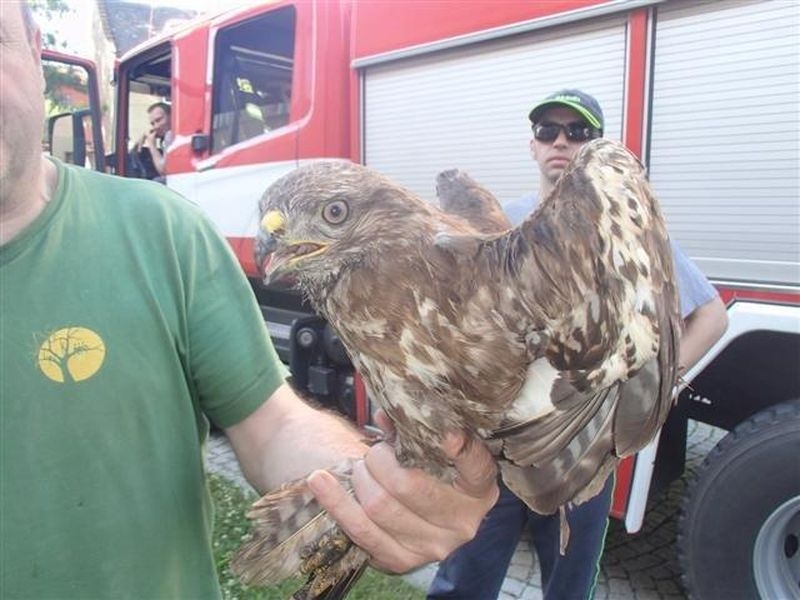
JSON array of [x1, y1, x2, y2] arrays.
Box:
[[234, 139, 681, 598]]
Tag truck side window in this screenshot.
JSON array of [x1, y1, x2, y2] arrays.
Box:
[[211, 6, 296, 154], [42, 60, 97, 169], [123, 50, 172, 180]]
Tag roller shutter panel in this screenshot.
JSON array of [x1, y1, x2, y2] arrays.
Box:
[[649, 0, 800, 284], [362, 15, 627, 205]]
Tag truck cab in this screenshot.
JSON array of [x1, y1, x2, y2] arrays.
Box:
[[110, 3, 363, 419]]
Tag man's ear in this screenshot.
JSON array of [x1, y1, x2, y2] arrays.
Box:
[[529, 138, 538, 162]]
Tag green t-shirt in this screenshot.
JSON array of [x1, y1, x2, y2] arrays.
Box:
[[0, 160, 286, 599]]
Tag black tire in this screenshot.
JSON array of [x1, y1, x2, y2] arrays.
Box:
[[678, 399, 800, 600]]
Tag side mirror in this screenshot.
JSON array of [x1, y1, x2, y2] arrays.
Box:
[[191, 133, 209, 153]]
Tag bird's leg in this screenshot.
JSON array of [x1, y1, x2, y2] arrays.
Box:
[[394, 437, 457, 482], [299, 528, 352, 575], [294, 530, 369, 600]]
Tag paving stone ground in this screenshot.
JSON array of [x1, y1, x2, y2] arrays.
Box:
[[205, 420, 726, 600]]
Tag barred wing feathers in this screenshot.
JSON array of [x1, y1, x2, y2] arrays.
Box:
[[230, 461, 369, 599], [433, 139, 680, 512]]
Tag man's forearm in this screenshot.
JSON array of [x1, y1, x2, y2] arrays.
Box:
[[225, 383, 366, 493], [145, 146, 166, 176], [226, 385, 499, 578]]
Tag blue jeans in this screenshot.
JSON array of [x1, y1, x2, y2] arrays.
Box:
[[427, 475, 614, 600]]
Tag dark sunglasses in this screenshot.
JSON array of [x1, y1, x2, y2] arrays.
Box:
[[533, 122, 601, 143]]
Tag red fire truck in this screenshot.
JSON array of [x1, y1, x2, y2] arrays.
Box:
[[44, 0, 799, 597]]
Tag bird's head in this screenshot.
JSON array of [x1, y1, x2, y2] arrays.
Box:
[[255, 160, 434, 293]]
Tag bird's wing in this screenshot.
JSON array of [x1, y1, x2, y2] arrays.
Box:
[[435, 168, 511, 233], [437, 139, 681, 514]]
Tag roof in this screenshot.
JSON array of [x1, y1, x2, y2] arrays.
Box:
[[95, 0, 199, 55]]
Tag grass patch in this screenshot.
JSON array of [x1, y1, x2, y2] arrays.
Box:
[[210, 473, 426, 600]]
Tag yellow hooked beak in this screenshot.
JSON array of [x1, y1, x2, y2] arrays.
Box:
[[261, 210, 285, 234], [255, 209, 328, 285]]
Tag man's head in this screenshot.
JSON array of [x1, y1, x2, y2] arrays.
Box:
[[147, 101, 171, 137], [0, 1, 45, 207], [528, 89, 604, 193]]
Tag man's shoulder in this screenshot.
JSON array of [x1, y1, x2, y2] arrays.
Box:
[[502, 192, 538, 226], [62, 162, 203, 221]]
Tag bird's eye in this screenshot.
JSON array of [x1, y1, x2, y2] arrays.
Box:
[[322, 200, 349, 225]]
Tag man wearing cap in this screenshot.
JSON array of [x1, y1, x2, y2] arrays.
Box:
[[427, 90, 728, 599]]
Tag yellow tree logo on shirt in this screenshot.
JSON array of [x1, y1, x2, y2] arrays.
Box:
[[37, 327, 106, 383]]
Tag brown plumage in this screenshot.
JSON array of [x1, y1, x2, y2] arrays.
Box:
[[230, 462, 368, 599], [233, 139, 681, 598], [435, 168, 511, 233]]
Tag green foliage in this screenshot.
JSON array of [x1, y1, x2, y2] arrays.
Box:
[[28, 0, 72, 49], [209, 474, 426, 600], [29, 0, 70, 11], [42, 62, 89, 116]]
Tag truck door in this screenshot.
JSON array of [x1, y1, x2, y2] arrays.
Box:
[[169, 4, 306, 281], [41, 50, 105, 172]]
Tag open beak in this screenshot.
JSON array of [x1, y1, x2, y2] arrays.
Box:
[[256, 210, 290, 284], [254, 210, 328, 284], [254, 228, 277, 280]]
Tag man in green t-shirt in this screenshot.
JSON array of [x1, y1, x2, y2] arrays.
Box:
[[0, 3, 499, 598]]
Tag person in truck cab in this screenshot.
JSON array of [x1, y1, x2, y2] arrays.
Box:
[[132, 100, 172, 180], [428, 89, 728, 600], [0, 3, 499, 598]]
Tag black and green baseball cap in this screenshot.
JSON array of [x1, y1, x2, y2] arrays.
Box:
[[528, 89, 604, 133]]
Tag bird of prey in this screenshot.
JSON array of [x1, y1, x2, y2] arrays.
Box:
[[234, 138, 681, 599]]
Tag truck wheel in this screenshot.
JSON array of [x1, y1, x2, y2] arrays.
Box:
[[678, 399, 800, 599]]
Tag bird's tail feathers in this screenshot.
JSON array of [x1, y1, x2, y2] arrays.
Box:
[[230, 460, 368, 598]]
